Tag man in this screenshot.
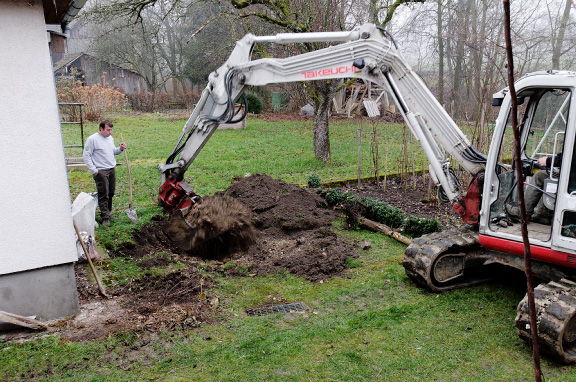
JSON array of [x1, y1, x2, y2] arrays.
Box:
[[83, 120, 127, 227], [508, 153, 562, 224]]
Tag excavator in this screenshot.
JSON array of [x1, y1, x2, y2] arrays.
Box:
[[157, 23, 576, 363]]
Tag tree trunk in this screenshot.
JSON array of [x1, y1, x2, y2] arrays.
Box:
[[437, 0, 444, 105], [450, 0, 468, 110], [552, 0, 572, 70], [312, 80, 337, 162]]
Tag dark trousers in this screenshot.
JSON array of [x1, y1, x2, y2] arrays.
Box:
[[94, 168, 116, 219], [525, 170, 548, 216]]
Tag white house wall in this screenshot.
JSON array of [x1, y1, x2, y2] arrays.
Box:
[[0, 0, 78, 275]]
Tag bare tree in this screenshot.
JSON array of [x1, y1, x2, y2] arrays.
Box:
[[551, 0, 574, 70]]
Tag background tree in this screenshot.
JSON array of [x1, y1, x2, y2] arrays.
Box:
[[181, 3, 238, 84], [226, 0, 351, 162], [551, 0, 574, 70], [82, 0, 576, 161]]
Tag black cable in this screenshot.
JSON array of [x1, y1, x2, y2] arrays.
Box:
[[166, 133, 192, 165], [228, 93, 248, 124], [376, 26, 399, 49], [166, 69, 248, 167]]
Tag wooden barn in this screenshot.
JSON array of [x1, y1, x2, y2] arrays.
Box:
[[54, 52, 149, 94]]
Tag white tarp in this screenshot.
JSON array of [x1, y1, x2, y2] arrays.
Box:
[[71, 192, 100, 261]]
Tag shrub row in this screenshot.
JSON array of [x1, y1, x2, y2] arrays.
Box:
[[56, 74, 126, 121], [126, 91, 202, 112], [323, 188, 441, 237]]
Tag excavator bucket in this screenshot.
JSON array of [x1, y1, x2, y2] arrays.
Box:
[[165, 195, 257, 259]]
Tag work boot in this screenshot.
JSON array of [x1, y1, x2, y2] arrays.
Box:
[[505, 204, 522, 219], [102, 218, 111, 227], [531, 213, 552, 225], [506, 204, 535, 222]]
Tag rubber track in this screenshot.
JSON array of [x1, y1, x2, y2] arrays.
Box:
[[402, 228, 480, 292], [516, 278, 576, 363]]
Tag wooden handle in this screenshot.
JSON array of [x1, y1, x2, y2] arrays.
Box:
[[120, 133, 133, 206], [73, 220, 109, 298]]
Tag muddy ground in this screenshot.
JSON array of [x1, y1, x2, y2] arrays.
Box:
[[2, 173, 454, 343]]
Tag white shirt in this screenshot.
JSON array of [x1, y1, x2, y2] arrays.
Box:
[[83, 132, 122, 174]]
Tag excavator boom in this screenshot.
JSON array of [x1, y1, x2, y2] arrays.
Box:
[[158, 24, 485, 215]]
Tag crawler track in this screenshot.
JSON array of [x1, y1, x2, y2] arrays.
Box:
[[516, 278, 576, 363], [402, 228, 492, 292]]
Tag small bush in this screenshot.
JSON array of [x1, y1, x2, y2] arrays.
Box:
[[403, 215, 442, 238], [307, 174, 322, 188], [324, 189, 355, 206], [245, 92, 263, 114], [126, 92, 172, 112], [179, 91, 201, 108], [361, 197, 404, 229]]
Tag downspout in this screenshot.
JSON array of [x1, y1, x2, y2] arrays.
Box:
[[60, 0, 88, 37]]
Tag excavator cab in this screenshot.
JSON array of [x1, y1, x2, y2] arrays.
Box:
[[481, 74, 576, 265], [487, 87, 568, 242]]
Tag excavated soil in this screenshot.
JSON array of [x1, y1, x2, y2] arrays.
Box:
[[1, 173, 453, 343], [0, 174, 358, 342], [113, 174, 358, 283]]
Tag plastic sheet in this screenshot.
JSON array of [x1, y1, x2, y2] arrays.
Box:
[[71, 192, 100, 261]]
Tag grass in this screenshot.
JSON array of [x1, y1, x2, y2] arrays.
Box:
[[3, 112, 576, 381], [64, 113, 443, 248]]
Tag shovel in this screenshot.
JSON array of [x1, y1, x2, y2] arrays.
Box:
[[120, 134, 138, 223]]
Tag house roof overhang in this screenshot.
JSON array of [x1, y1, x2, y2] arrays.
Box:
[[43, 0, 86, 27]]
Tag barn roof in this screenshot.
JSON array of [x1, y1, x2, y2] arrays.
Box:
[[53, 52, 84, 72], [53, 52, 143, 78]]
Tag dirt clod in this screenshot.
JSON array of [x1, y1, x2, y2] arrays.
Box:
[[166, 195, 257, 259]]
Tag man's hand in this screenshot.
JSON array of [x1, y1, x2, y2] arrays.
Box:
[[120, 142, 127, 151], [94, 170, 99, 176], [537, 156, 549, 167]]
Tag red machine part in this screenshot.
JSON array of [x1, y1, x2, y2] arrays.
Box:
[[158, 174, 196, 213], [453, 174, 484, 225], [479, 235, 576, 269]]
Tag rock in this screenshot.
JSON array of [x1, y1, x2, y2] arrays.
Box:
[[360, 240, 371, 250], [299, 104, 314, 117]]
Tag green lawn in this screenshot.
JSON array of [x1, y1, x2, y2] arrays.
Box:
[[65, 113, 436, 247], [2, 113, 574, 381]]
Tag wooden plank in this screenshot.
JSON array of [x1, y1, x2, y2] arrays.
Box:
[[0, 310, 48, 330]]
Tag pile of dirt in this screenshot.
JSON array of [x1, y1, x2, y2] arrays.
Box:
[[115, 174, 359, 283], [216, 174, 358, 281], [116, 173, 358, 283]]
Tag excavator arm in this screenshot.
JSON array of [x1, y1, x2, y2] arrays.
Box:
[[158, 24, 485, 222]]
